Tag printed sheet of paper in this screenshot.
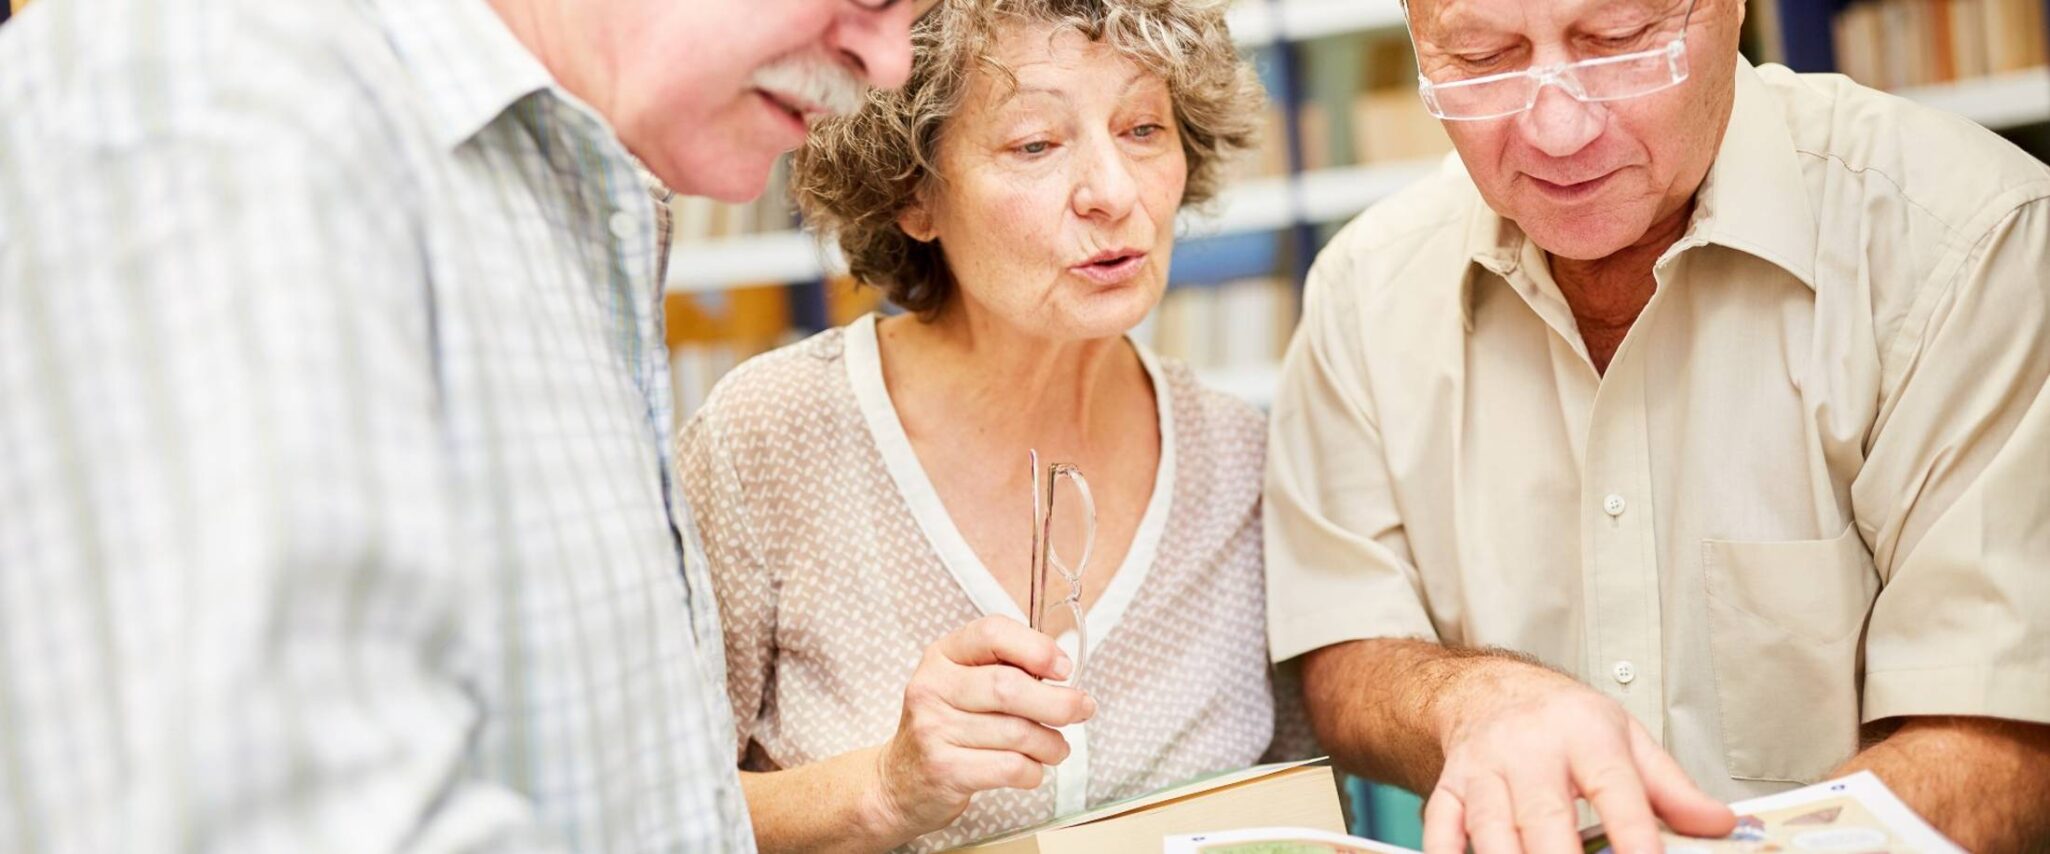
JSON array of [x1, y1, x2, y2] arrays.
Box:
[[1585, 771, 1965, 854]]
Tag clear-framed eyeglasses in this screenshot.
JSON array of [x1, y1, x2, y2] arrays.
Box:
[[1413, 0, 1697, 121], [1028, 450, 1095, 688]]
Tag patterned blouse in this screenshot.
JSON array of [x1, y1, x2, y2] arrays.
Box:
[[678, 315, 1312, 852]]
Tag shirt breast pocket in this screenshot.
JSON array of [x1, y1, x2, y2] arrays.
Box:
[[1700, 524, 1879, 783]]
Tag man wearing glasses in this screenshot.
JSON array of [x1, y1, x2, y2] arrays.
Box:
[[1264, 0, 2050, 850], [0, 0, 920, 851]]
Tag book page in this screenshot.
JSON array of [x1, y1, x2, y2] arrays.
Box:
[[1583, 772, 1965, 854]]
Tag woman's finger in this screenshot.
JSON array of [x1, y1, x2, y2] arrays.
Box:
[[933, 615, 1071, 680], [938, 709, 1072, 766], [931, 745, 1048, 794], [942, 662, 1093, 726]]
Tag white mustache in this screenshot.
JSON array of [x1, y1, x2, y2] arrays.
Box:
[[751, 54, 866, 118]]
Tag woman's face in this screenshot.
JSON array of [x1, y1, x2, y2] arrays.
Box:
[[903, 22, 1187, 340]]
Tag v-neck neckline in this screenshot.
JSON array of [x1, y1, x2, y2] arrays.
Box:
[[843, 312, 1176, 661]]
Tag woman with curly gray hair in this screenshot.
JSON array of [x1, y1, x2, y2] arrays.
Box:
[[676, 0, 1310, 850]]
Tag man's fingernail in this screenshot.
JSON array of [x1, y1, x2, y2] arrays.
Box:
[[1053, 654, 1073, 679], [1082, 695, 1097, 717]]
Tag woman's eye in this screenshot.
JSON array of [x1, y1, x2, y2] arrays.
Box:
[[1131, 123, 1165, 139], [1018, 140, 1052, 155]]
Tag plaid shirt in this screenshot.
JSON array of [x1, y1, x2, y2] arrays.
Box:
[[0, 0, 752, 850]]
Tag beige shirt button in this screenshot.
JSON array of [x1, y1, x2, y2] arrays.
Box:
[[1612, 660, 1637, 685], [608, 210, 637, 241], [1602, 494, 1627, 517]]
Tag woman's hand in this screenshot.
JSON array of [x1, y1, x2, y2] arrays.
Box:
[[864, 615, 1096, 839]]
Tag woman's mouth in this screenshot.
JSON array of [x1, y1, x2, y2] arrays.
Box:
[[1069, 250, 1147, 286]]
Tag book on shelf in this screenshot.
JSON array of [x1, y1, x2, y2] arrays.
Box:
[[665, 275, 883, 424], [1161, 771, 1964, 854], [1832, 0, 2048, 91], [667, 273, 1296, 424], [1221, 100, 1293, 184], [670, 154, 797, 248], [945, 758, 1346, 854], [1294, 30, 1455, 173], [1131, 275, 1296, 380], [1742, 0, 1788, 66]]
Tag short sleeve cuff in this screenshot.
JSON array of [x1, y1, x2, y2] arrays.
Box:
[[1268, 594, 1438, 665], [1863, 664, 2050, 726]]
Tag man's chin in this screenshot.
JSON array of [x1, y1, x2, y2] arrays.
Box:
[[661, 148, 782, 204], [670, 168, 773, 204], [1516, 213, 1650, 262]]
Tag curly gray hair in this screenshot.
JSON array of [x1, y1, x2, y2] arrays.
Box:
[[791, 0, 1264, 317]]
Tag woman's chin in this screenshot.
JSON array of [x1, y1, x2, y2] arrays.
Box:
[[1056, 282, 1163, 340]]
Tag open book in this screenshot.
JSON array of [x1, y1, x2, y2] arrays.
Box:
[[1163, 771, 1965, 854]]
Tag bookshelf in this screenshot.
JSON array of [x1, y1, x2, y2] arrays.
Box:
[[667, 158, 1442, 294], [1895, 66, 2050, 129], [1223, 0, 1405, 48], [668, 0, 2050, 424], [662, 1, 2039, 843], [1194, 363, 1284, 410]]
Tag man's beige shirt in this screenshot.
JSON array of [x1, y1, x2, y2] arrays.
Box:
[[1266, 59, 2050, 800]]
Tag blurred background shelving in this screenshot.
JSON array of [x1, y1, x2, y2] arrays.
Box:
[[665, 0, 2050, 423], [4, 0, 2041, 846], [663, 3, 2048, 829]]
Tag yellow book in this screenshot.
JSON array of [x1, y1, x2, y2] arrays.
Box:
[[947, 760, 1346, 854]]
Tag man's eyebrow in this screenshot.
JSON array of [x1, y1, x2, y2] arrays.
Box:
[[1421, 0, 1671, 41]]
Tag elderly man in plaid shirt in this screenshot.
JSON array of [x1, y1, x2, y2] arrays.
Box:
[[0, 0, 925, 850]]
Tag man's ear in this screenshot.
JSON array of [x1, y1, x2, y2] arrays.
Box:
[[897, 197, 937, 242]]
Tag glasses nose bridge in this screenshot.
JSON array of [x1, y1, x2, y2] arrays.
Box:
[[1529, 61, 1592, 104]]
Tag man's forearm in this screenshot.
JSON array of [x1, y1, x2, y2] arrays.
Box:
[[1837, 716, 2050, 853], [1298, 637, 1558, 794]]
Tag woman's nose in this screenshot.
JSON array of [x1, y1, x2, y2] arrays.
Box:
[[1070, 138, 1139, 221]]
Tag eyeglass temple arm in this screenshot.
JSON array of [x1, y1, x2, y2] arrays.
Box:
[[1028, 450, 1047, 632]]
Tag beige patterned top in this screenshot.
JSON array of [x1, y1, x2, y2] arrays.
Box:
[[678, 314, 1312, 852]]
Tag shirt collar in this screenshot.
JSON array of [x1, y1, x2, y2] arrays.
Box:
[[369, 0, 556, 151], [1458, 56, 1821, 325], [1682, 57, 1819, 290]]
